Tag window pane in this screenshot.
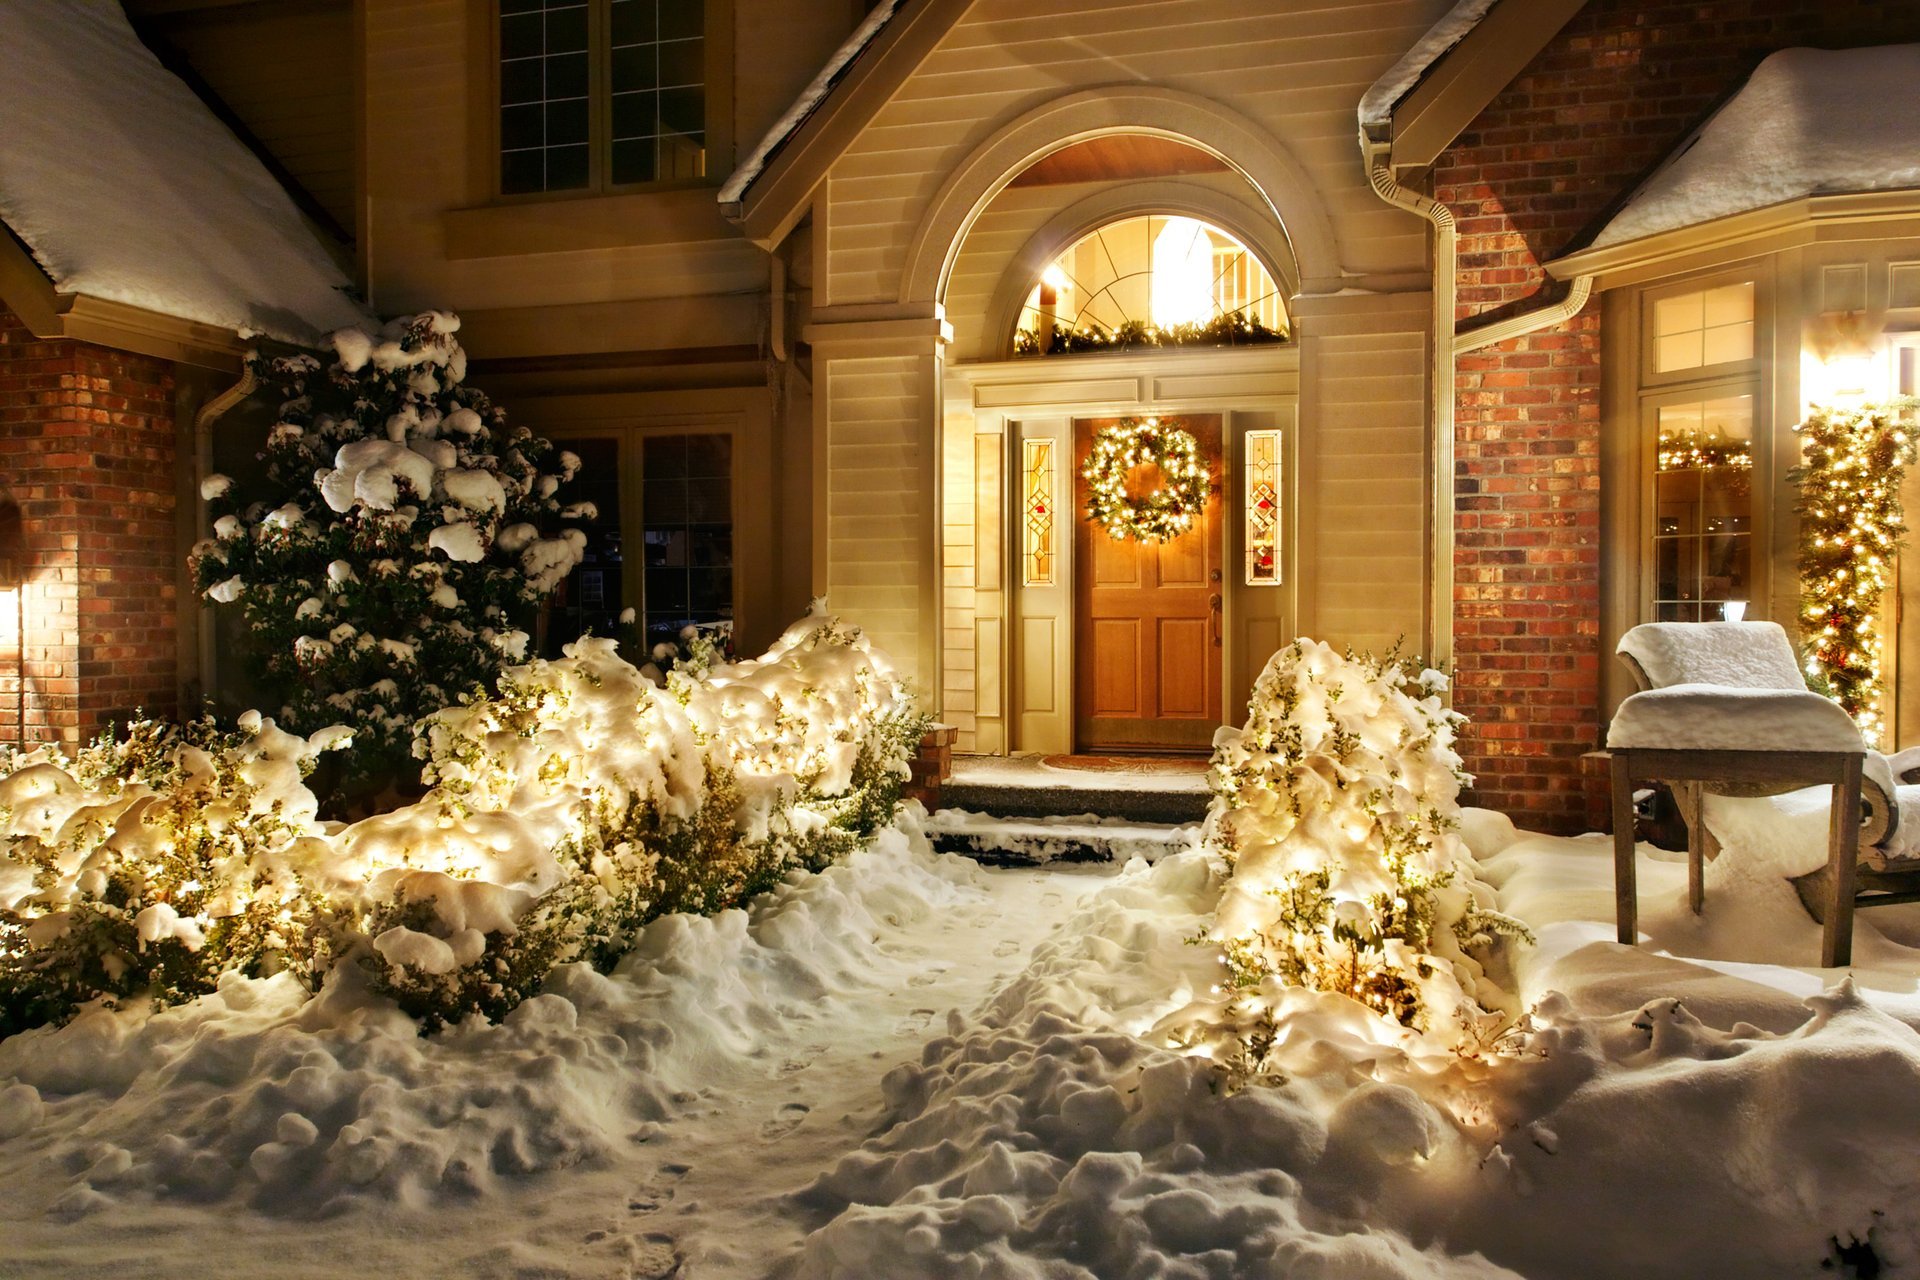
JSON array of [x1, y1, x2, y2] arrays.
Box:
[[542, 438, 624, 657], [1653, 282, 1754, 373], [660, 1, 703, 41], [659, 37, 703, 88], [611, 139, 657, 185], [1654, 394, 1753, 622], [546, 143, 589, 190], [611, 45, 658, 93], [610, 0, 656, 44], [643, 433, 733, 651]]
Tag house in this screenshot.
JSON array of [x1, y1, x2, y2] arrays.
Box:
[[4, 0, 1919, 833]]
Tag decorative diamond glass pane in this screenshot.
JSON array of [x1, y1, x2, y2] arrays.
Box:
[[1654, 395, 1752, 621], [1245, 429, 1281, 585], [1022, 438, 1055, 586]]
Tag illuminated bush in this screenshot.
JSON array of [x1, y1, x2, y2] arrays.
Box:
[[1196, 639, 1527, 1079], [0, 608, 925, 1037]]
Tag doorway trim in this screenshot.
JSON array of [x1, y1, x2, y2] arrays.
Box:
[[944, 345, 1301, 756]]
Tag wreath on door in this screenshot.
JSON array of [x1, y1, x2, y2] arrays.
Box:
[[1082, 416, 1213, 543]]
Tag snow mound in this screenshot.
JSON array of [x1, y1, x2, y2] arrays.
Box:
[[788, 849, 1520, 1280], [0, 821, 979, 1216]]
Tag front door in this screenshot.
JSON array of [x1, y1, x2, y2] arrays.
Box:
[[1073, 415, 1223, 752]]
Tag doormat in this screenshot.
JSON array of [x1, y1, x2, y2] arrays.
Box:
[[1040, 754, 1209, 775]]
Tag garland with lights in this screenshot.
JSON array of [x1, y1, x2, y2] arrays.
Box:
[[1791, 400, 1919, 745], [1082, 416, 1214, 543], [1015, 309, 1287, 357], [1657, 428, 1753, 473]]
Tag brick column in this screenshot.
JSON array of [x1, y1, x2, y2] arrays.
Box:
[[0, 306, 179, 749]]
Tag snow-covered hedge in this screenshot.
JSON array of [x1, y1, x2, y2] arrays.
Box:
[[193, 311, 589, 797], [1194, 640, 1526, 1078], [0, 608, 924, 1037]]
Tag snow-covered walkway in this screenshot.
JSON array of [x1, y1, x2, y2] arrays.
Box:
[[0, 822, 1134, 1279]]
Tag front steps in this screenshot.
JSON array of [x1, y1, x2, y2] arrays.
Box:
[[927, 755, 1211, 865], [926, 810, 1199, 866]]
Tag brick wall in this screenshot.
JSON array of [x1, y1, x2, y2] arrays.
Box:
[[1436, 0, 1920, 832], [0, 305, 181, 749]]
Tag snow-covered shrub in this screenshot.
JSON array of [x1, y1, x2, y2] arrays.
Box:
[[0, 716, 351, 1037], [340, 607, 925, 1029], [192, 311, 588, 798], [1195, 640, 1526, 1078], [0, 607, 923, 1037]]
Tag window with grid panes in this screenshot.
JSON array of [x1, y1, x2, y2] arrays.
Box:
[[1642, 278, 1760, 622], [498, 0, 706, 196]]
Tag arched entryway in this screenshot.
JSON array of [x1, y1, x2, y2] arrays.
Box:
[[935, 128, 1305, 757]]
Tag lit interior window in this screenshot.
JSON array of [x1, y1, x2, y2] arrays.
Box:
[[1654, 282, 1754, 373], [1654, 395, 1753, 621], [1016, 215, 1288, 355]]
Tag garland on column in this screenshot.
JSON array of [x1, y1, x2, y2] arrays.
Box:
[[1791, 400, 1919, 745], [1081, 416, 1213, 543]]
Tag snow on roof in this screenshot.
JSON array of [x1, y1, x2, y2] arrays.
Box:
[[716, 0, 903, 205], [0, 0, 368, 346], [1591, 44, 1920, 250], [1357, 0, 1500, 131]]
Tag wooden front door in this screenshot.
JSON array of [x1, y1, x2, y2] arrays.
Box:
[[1073, 416, 1223, 751]]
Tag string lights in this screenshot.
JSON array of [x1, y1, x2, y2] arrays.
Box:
[[1792, 399, 1919, 745]]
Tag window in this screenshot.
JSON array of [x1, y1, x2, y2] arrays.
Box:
[[498, 0, 708, 196], [1637, 275, 1762, 623], [1653, 395, 1752, 621], [541, 431, 734, 658], [1015, 215, 1289, 355], [1652, 281, 1754, 374], [1244, 429, 1281, 586]]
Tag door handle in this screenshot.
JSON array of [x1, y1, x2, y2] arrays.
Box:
[[1210, 593, 1223, 646]]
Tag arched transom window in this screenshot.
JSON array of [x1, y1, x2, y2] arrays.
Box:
[[1015, 215, 1289, 356]]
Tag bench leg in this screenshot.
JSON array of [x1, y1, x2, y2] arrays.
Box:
[[1822, 756, 1863, 969], [1612, 752, 1637, 946], [1680, 781, 1705, 915]]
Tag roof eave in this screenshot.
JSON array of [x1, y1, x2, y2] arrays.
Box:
[[0, 227, 244, 372], [1546, 189, 1920, 292], [1374, 0, 1588, 176], [728, 0, 973, 249]]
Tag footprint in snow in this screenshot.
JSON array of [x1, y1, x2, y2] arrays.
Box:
[[777, 1043, 829, 1077], [992, 939, 1020, 958], [894, 1008, 936, 1037], [1041, 890, 1063, 907], [760, 1103, 811, 1141], [627, 1232, 681, 1279], [627, 1163, 690, 1214], [906, 966, 951, 988]]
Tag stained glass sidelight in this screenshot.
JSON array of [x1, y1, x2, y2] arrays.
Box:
[[1245, 429, 1281, 585], [1023, 438, 1055, 585]]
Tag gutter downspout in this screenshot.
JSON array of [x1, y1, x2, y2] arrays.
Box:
[[1455, 274, 1593, 354], [1361, 133, 1456, 668]]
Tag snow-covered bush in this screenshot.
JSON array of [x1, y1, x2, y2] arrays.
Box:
[[0, 608, 924, 1037], [192, 311, 588, 798], [0, 716, 351, 1037], [1195, 640, 1526, 1079]]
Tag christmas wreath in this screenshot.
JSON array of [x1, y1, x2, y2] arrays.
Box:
[[1082, 416, 1213, 543]]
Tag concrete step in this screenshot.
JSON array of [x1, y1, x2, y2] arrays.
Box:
[[927, 809, 1199, 866], [941, 756, 1212, 825]]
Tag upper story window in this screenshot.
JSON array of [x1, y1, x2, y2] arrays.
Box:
[[498, 0, 706, 196], [1015, 215, 1289, 357]]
